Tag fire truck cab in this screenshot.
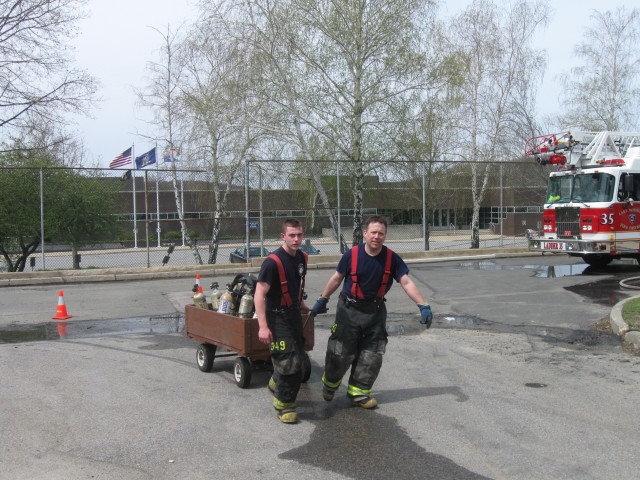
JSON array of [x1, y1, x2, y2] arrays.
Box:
[[526, 131, 640, 267]]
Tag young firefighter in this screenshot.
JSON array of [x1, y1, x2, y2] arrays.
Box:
[[310, 215, 433, 409], [255, 218, 309, 424]]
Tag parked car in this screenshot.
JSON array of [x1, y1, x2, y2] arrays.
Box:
[[300, 243, 320, 255], [229, 246, 270, 263]]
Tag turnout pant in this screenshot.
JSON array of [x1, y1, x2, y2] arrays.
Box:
[[267, 307, 305, 406], [322, 295, 388, 397]]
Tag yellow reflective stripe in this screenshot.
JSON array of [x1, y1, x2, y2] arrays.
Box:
[[272, 397, 296, 410], [347, 384, 371, 397], [322, 373, 341, 389]]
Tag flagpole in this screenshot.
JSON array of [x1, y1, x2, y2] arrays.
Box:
[[155, 145, 161, 248], [180, 172, 185, 247], [144, 169, 150, 267], [131, 144, 138, 249]]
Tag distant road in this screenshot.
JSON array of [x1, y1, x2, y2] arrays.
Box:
[[24, 233, 528, 271]]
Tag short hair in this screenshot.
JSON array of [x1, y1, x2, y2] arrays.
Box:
[[282, 218, 303, 233], [364, 215, 387, 231]]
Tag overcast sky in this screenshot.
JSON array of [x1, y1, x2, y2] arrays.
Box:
[[70, 0, 637, 168]]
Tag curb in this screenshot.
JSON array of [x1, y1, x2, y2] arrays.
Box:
[[0, 247, 538, 287], [609, 296, 640, 351]]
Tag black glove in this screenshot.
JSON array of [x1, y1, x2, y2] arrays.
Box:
[[310, 296, 329, 316], [418, 304, 433, 328]]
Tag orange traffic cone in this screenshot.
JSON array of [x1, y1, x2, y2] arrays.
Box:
[[195, 274, 204, 293], [52, 290, 73, 320]]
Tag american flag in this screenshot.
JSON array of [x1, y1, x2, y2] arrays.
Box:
[[109, 147, 133, 169]]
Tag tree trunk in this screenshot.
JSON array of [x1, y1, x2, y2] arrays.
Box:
[[208, 207, 226, 265], [71, 244, 80, 269], [352, 162, 364, 246], [168, 164, 203, 265], [470, 208, 480, 249]]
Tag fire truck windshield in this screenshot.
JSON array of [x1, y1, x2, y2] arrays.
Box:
[[547, 172, 615, 204]]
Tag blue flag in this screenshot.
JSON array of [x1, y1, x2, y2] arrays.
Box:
[[135, 148, 156, 169]]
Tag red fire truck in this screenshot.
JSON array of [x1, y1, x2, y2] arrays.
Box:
[[526, 130, 640, 267]]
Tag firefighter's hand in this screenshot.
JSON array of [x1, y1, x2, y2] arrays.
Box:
[[258, 326, 272, 345], [310, 296, 329, 316], [418, 304, 433, 328]]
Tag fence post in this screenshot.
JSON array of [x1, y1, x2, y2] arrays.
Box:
[[180, 175, 185, 246], [259, 165, 264, 251], [245, 160, 250, 258], [499, 160, 504, 248], [337, 161, 342, 251], [422, 161, 427, 251], [132, 148, 138, 248], [39, 168, 46, 270]]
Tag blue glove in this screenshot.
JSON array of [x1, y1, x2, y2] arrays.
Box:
[[310, 296, 329, 316], [418, 304, 433, 328]]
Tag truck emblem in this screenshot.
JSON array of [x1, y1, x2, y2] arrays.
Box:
[[630, 214, 636, 225]]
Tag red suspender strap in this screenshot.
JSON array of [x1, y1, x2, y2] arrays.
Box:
[[349, 245, 393, 300], [268, 252, 307, 307], [376, 247, 393, 299], [349, 246, 362, 299], [268, 253, 292, 307]]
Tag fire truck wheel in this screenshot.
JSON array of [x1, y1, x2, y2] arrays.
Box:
[[196, 344, 216, 372], [582, 254, 613, 268], [234, 357, 252, 388], [301, 352, 311, 383]]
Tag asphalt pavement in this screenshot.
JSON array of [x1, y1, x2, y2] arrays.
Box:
[[2, 252, 640, 479]]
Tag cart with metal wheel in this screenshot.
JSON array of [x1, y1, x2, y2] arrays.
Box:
[[184, 304, 314, 388]]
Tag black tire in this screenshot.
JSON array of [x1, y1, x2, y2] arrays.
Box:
[[301, 352, 311, 383], [234, 357, 252, 388], [196, 344, 216, 372], [582, 254, 613, 268]]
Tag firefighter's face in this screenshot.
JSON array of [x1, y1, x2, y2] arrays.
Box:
[[363, 222, 386, 249], [281, 226, 304, 252]]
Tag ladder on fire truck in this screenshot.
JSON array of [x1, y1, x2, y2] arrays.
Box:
[[525, 131, 640, 168]]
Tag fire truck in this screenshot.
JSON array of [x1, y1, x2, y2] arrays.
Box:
[[526, 130, 640, 267]]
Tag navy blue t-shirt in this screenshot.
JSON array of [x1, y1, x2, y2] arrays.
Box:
[[337, 244, 409, 300], [258, 247, 307, 310]]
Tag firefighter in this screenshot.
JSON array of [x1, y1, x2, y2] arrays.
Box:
[[548, 183, 561, 203], [255, 218, 310, 424], [310, 215, 433, 409]]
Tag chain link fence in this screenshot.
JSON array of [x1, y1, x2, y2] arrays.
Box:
[[1, 161, 546, 272]]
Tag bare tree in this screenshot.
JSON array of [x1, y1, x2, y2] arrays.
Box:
[[447, 0, 548, 248], [217, 0, 348, 251], [180, 8, 263, 264], [558, 7, 640, 131], [136, 26, 203, 264], [286, 0, 442, 245], [0, 0, 97, 142], [219, 0, 439, 246]]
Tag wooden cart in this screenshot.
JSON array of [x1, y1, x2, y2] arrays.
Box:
[[184, 304, 314, 388]]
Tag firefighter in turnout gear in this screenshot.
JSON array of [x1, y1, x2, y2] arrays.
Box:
[[310, 215, 433, 409], [255, 218, 310, 424]]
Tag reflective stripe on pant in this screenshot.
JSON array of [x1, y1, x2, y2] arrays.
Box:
[[268, 308, 304, 405], [322, 295, 387, 395]]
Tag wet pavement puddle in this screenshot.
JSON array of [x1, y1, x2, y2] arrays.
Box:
[[443, 260, 593, 278], [2, 260, 637, 345], [0, 313, 183, 343]]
